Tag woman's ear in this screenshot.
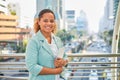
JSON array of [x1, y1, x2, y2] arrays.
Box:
[[37, 19, 40, 25], [53, 23, 57, 33], [34, 18, 40, 33]]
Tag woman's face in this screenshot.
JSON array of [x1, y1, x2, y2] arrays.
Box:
[[38, 12, 55, 34]]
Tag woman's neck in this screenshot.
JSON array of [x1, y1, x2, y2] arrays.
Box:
[[41, 31, 51, 43]]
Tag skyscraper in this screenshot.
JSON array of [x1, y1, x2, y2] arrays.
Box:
[[0, 0, 8, 14]]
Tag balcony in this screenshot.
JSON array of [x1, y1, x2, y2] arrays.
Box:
[[0, 53, 119, 80]]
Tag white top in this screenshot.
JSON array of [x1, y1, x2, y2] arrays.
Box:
[[49, 37, 58, 58], [46, 34, 60, 80]]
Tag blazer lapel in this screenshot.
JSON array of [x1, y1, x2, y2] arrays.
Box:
[[52, 34, 62, 49], [36, 31, 54, 58]]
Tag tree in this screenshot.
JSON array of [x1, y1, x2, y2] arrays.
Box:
[[108, 30, 120, 52], [56, 29, 73, 45]]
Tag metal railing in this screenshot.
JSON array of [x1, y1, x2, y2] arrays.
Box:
[[0, 53, 120, 80], [0, 53, 28, 80], [66, 53, 120, 80]]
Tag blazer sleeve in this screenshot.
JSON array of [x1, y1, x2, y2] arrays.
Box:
[[25, 38, 43, 76]]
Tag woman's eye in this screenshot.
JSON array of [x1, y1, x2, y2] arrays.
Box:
[[50, 20, 54, 23], [43, 20, 48, 22]]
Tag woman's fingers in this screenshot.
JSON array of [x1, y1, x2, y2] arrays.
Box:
[[54, 58, 67, 67]]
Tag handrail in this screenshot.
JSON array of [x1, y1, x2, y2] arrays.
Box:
[[0, 53, 120, 57], [68, 62, 120, 64], [0, 53, 25, 57], [67, 53, 120, 57], [0, 76, 28, 80], [68, 75, 118, 79], [67, 66, 120, 69], [0, 67, 27, 70], [0, 62, 25, 65]]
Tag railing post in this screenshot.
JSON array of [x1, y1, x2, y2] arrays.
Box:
[[118, 70, 120, 80], [111, 1, 120, 80]]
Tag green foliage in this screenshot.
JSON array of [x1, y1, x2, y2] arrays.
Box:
[[56, 29, 73, 45], [10, 10, 16, 15], [16, 40, 28, 53], [108, 30, 113, 36], [107, 30, 120, 52]]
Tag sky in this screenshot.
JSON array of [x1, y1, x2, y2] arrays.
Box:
[[8, 0, 106, 32], [65, 0, 107, 33]]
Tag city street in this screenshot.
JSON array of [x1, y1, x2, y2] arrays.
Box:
[[66, 39, 111, 80]]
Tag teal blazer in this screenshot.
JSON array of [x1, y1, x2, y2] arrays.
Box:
[[25, 31, 67, 80]]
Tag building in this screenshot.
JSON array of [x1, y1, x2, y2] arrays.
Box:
[[0, 14, 31, 51], [65, 10, 75, 31], [0, 0, 8, 14], [76, 10, 88, 35], [0, 0, 31, 52], [113, 0, 120, 24], [99, 0, 114, 33]]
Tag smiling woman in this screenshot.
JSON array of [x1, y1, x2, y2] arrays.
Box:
[[0, 0, 120, 80], [25, 9, 68, 80]]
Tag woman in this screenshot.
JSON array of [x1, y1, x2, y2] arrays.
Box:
[[25, 9, 68, 80]]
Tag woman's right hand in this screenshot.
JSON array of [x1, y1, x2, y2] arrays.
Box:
[[39, 66, 63, 75]]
